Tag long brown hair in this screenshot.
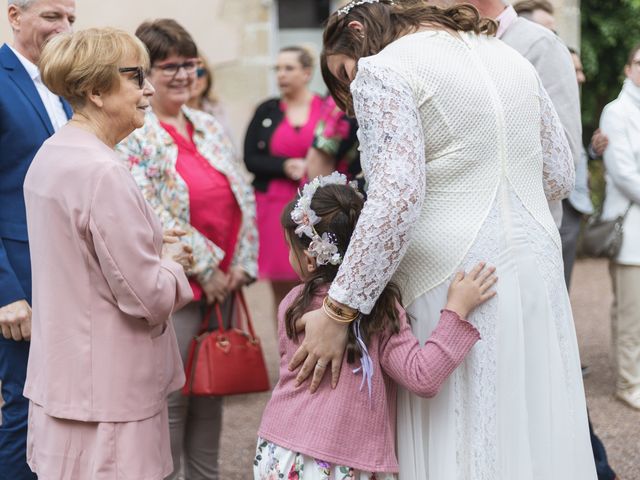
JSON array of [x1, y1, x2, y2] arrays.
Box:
[[281, 183, 404, 363], [321, 1, 497, 114]]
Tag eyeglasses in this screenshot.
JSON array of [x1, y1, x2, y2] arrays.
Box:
[[118, 66, 146, 89], [196, 67, 206, 78], [152, 60, 198, 77]]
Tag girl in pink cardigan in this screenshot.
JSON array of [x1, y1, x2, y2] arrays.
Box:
[[255, 174, 496, 479]]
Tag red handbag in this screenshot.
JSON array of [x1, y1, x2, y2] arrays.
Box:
[[182, 291, 270, 396]]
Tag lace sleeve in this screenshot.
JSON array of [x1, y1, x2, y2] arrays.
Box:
[[328, 61, 426, 314], [538, 78, 575, 201]]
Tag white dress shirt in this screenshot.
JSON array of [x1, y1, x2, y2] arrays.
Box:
[[9, 45, 68, 132]]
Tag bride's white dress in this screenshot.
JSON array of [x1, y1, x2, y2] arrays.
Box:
[[328, 31, 596, 479]]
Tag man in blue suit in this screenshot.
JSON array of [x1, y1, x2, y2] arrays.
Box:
[[0, 0, 75, 478]]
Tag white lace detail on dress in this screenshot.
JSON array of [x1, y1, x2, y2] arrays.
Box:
[[538, 79, 575, 201], [453, 200, 501, 479], [511, 194, 580, 438], [328, 61, 426, 314]]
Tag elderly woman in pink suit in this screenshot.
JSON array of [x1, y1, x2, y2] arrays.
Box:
[[22, 28, 194, 480]]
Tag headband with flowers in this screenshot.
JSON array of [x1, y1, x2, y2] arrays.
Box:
[[337, 0, 395, 17], [290, 172, 360, 266]]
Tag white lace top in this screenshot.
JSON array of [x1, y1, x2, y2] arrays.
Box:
[[328, 30, 574, 314]]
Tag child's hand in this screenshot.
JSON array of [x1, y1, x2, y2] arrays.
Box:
[[445, 262, 497, 319]]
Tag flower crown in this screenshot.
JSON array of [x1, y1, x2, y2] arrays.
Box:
[[290, 172, 360, 266], [337, 0, 395, 17]]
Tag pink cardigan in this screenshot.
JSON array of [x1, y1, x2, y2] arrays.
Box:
[[258, 286, 480, 472], [23, 125, 193, 422]]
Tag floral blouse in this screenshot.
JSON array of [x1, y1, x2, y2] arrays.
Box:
[[116, 107, 258, 283]]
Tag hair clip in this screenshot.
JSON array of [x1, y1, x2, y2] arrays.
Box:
[[290, 172, 360, 266], [337, 0, 394, 17]]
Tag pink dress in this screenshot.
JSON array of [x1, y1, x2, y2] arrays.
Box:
[[161, 121, 242, 301], [255, 95, 323, 281]]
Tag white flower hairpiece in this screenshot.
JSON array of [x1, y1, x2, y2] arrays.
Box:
[[337, 0, 394, 17], [290, 172, 360, 266]]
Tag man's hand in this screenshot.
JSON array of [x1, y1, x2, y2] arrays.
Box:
[[0, 299, 32, 341], [591, 129, 609, 157], [288, 306, 349, 392]]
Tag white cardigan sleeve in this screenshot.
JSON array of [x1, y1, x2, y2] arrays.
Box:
[[328, 61, 426, 314]]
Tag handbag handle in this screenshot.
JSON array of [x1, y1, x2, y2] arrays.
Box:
[[197, 291, 256, 339], [234, 290, 259, 340], [198, 302, 225, 335]]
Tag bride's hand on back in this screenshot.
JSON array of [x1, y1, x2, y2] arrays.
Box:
[[289, 307, 349, 393], [445, 262, 497, 319]]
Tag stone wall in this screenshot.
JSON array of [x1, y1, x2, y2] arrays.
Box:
[[549, 0, 581, 50], [0, 0, 277, 145]]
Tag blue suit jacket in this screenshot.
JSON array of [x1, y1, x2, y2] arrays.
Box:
[[0, 44, 72, 306]]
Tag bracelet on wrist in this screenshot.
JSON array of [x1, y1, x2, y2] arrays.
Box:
[[322, 296, 359, 324], [324, 295, 358, 316]]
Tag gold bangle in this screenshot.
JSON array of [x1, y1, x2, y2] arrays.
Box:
[[323, 296, 358, 320], [322, 297, 359, 324], [322, 302, 356, 324], [323, 296, 358, 319]]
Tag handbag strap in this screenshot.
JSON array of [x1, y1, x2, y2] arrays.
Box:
[[622, 202, 633, 219], [234, 290, 259, 340], [198, 302, 225, 335]]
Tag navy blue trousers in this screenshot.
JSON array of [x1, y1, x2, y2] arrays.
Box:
[[0, 337, 36, 480]]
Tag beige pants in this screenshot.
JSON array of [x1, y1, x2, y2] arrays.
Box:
[[609, 263, 640, 394], [165, 302, 223, 480]]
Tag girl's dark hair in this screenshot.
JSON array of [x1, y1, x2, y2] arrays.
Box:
[[321, 1, 497, 115], [281, 183, 404, 363], [135, 18, 198, 66]]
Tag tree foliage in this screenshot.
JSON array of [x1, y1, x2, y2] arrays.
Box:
[[581, 0, 640, 136], [581, 0, 640, 207]]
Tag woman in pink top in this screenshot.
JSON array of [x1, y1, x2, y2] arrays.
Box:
[[23, 28, 193, 479], [117, 19, 258, 480], [255, 175, 496, 478], [244, 46, 324, 314]]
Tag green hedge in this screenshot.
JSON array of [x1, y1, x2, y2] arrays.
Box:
[[581, 0, 640, 208]]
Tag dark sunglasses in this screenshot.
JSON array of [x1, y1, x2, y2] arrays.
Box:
[[118, 66, 146, 89]]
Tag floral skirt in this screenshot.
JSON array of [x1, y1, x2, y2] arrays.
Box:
[[254, 438, 396, 480]]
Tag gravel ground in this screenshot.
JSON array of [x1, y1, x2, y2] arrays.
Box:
[[220, 258, 640, 479]]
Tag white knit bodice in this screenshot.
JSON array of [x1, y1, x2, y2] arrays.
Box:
[[329, 30, 573, 313]]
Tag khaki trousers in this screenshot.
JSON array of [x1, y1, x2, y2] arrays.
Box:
[[165, 302, 223, 480], [609, 263, 640, 394]]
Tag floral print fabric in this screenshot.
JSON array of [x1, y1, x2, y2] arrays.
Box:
[[116, 107, 258, 283], [254, 438, 396, 480]]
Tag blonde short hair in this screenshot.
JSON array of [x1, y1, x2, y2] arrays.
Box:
[[39, 27, 150, 109]]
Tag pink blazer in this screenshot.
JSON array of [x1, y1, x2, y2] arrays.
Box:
[[23, 125, 193, 422]]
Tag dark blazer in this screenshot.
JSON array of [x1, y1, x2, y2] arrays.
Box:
[[0, 44, 72, 306], [243, 98, 287, 192]]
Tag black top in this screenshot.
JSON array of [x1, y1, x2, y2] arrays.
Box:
[[243, 98, 287, 192]]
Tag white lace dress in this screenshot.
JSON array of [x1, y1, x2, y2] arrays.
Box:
[[328, 31, 596, 480]]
